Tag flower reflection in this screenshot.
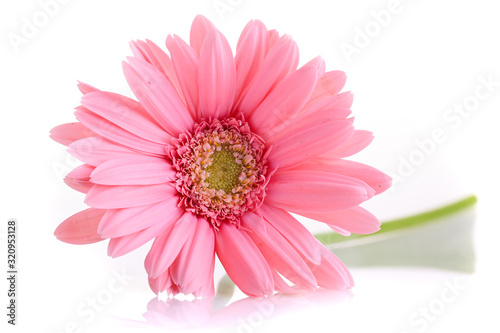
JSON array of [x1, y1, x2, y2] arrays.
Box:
[[144, 297, 212, 329], [140, 287, 352, 330]]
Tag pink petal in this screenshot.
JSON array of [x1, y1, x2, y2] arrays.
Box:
[[300, 93, 353, 119], [299, 206, 381, 235], [54, 208, 106, 244], [85, 183, 176, 209], [64, 164, 94, 194], [267, 29, 280, 51], [242, 211, 317, 290], [98, 195, 181, 238], [215, 223, 274, 297], [249, 58, 323, 136], [303, 159, 392, 195], [268, 119, 354, 170], [190, 15, 215, 56], [192, 258, 216, 298], [81, 91, 170, 144], [266, 168, 375, 214], [122, 58, 194, 136], [307, 248, 354, 290], [148, 269, 173, 295], [145, 212, 198, 278], [258, 204, 321, 264], [303, 71, 347, 109], [329, 225, 352, 236], [234, 20, 268, 101], [236, 35, 299, 116], [107, 211, 180, 258], [331, 91, 355, 109], [74, 106, 166, 156], [90, 156, 175, 185], [166, 35, 199, 119], [77, 81, 99, 95], [321, 130, 374, 158], [129, 39, 183, 99], [50, 122, 95, 146], [263, 107, 351, 144], [198, 28, 236, 120], [170, 217, 216, 297], [272, 270, 295, 293], [68, 137, 138, 166]]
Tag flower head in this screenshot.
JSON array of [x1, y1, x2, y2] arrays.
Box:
[[51, 15, 391, 298]]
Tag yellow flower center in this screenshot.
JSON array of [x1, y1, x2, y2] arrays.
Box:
[[206, 148, 242, 193]]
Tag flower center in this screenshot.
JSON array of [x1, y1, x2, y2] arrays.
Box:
[[205, 147, 242, 193], [169, 118, 268, 225]]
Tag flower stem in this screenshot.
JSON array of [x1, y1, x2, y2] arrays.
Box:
[[314, 195, 477, 245]]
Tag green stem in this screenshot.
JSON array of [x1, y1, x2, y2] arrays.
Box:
[[314, 195, 477, 245]]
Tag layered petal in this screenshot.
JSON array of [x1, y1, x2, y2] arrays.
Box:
[[303, 70, 347, 109], [198, 28, 236, 119], [236, 35, 299, 116], [75, 106, 166, 156], [90, 156, 175, 185], [258, 204, 321, 264], [81, 91, 170, 144], [242, 211, 317, 290], [123, 57, 194, 136], [54, 208, 106, 244], [234, 20, 268, 101], [68, 137, 138, 166], [298, 206, 381, 235], [271, 270, 296, 293], [77, 81, 99, 95], [249, 57, 323, 137], [299, 93, 353, 119], [320, 130, 374, 158], [129, 39, 183, 98], [263, 105, 351, 144], [267, 119, 354, 170], [306, 248, 354, 290], [266, 168, 375, 214], [166, 35, 199, 118], [145, 212, 198, 278], [148, 269, 174, 295], [64, 164, 94, 194], [215, 223, 274, 297], [170, 217, 216, 297], [107, 211, 181, 258], [267, 29, 280, 51], [50, 122, 95, 146], [292, 160, 391, 195], [85, 183, 176, 209], [98, 195, 181, 238], [190, 15, 215, 56]]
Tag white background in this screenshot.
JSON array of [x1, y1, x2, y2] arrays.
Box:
[[1, 0, 499, 332]]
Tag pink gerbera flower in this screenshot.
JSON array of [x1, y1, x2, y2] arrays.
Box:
[[51, 15, 390, 298]]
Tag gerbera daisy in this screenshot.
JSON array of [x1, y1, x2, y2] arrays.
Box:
[[50, 15, 391, 298]]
